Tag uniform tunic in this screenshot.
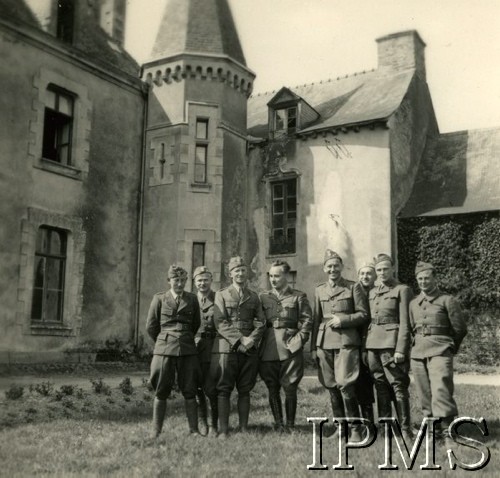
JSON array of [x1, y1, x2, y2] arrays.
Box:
[[258, 287, 313, 394], [365, 279, 413, 400], [195, 289, 217, 397], [409, 288, 467, 418], [311, 278, 369, 395], [211, 284, 266, 396], [146, 290, 201, 400]]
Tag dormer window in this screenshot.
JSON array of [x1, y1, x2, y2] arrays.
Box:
[[274, 106, 297, 136]]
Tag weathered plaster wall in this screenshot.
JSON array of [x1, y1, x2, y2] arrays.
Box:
[[0, 25, 144, 355], [249, 128, 391, 302]]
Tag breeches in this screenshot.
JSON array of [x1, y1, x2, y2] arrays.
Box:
[[211, 351, 259, 397], [316, 347, 359, 399], [259, 352, 304, 396], [367, 348, 410, 400], [411, 354, 458, 418], [150, 354, 200, 400]]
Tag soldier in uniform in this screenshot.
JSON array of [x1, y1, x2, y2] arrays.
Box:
[[355, 261, 377, 423], [211, 256, 266, 438], [365, 253, 413, 438], [193, 265, 218, 436], [311, 249, 369, 441], [409, 261, 467, 442], [146, 265, 201, 438], [259, 259, 313, 430]]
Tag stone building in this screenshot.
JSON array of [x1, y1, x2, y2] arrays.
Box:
[[0, 0, 498, 362]]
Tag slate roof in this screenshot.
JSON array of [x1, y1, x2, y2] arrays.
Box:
[[150, 0, 246, 66], [247, 69, 415, 137], [400, 127, 500, 217], [0, 0, 139, 78]]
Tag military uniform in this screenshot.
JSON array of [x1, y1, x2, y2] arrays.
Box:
[[311, 276, 369, 430], [195, 288, 218, 434], [355, 280, 376, 421], [365, 277, 413, 428], [146, 265, 201, 437], [409, 262, 467, 430], [259, 286, 313, 427], [211, 258, 266, 436]]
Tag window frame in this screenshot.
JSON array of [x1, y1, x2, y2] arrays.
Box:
[[269, 177, 297, 255], [194, 117, 209, 184], [191, 242, 206, 290], [31, 226, 67, 324], [273, 105, 298, 136]]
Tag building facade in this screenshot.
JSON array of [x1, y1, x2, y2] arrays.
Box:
[[0, 0, 498, 362]]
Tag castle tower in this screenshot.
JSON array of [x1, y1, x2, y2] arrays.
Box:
[[140, 0, 255, 305]]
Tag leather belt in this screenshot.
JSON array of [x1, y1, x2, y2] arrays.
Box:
[[232, 320, 253, 331], [267, 318, 298, 329], [164, 323, 191, 331], [200, 331, 217, 338], [371, 317, 399, 325], [415, 325, 451, 336]]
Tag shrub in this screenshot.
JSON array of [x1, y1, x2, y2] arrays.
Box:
[[90, 378, 111, 395], [34, 381, 54, 397], [60, 385, 75, 396], [5, 384, 24, 400], [118, 377, 134, 396]]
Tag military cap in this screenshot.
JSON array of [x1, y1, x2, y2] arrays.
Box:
[[193, 265, 212, 278], [374, 253, 393, 265], [324, 249, 343, 264], [357, 260, 375, 273], [228, 256, 247, 271], [167, 264, 187, 279], [415, 261, 435, 275]]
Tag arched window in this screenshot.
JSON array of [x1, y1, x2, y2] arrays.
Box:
[[31, 226, 67, 322]]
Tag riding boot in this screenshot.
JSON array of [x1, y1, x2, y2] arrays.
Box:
[[285, 395, 297, 429], [344, 396, 363, 442], [327, 388, 346, 438], [185, 398, 200, 435], [151, 398, 167, 439], [269, 393, 284, 430], [360, 402, 375, 424], [197, 390, 208, 436], [237, 394, 251, 432], [395, 397, 413, 440], [207, 396, 218, 436], [217, 395, 230, 439]]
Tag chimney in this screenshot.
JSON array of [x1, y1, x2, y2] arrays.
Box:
[[99, 0, 126, 45], [376, 30, 426, 80]]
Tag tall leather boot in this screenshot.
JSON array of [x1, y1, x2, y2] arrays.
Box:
[[360, 402, 375, 424], [327, 388, 346, 438], [269, 393, 284, 430], [217, 395, 230, 439], [395, 397, 413, 440], [185, 398, 200, 436], [285, 395, 297, 429], [197, 390, 208, 436], [151, 398, 167, 439], [344, 396, 363, 442], [375, 383, 393, 419], [237, 394, 251, 432], [207, 396, 218, 437]]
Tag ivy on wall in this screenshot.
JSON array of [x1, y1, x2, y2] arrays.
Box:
[[397, 213, 500, 366]]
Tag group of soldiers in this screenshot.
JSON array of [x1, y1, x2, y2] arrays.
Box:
[[145, 250, 467, 442]]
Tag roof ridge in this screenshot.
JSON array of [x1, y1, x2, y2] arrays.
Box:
[[440, 126, 500, 136], [250, 68, 376, 98]]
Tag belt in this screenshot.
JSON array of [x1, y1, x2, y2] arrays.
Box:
[[232, 320, 254, 331], [200, 331, 217, 338], [164, 323, 192, 332], [415, 325, 451, 336], [371, 317, 399, 325], [267, 318, 298, 329]]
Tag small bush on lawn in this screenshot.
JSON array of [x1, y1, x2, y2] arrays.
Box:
[[33, 381, 54, 397], [90, 378, 111, 395], [118, 377, 134, 396], [5, 384, 24, 400]]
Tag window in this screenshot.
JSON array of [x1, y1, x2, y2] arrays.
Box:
[[56, 0, 75, 43], [270, 178, 297, 255], [274, 106, 297, 135], [194, 118, 209, 183], [31, 226, 67, 323], [192, 242, 206, 289], [42, 85, 74, 165]]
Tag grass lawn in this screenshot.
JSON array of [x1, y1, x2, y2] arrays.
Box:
[[0, 375, 498, 477]]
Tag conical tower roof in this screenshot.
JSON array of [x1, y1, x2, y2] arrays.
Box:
[[150, 0, 246, 66]]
